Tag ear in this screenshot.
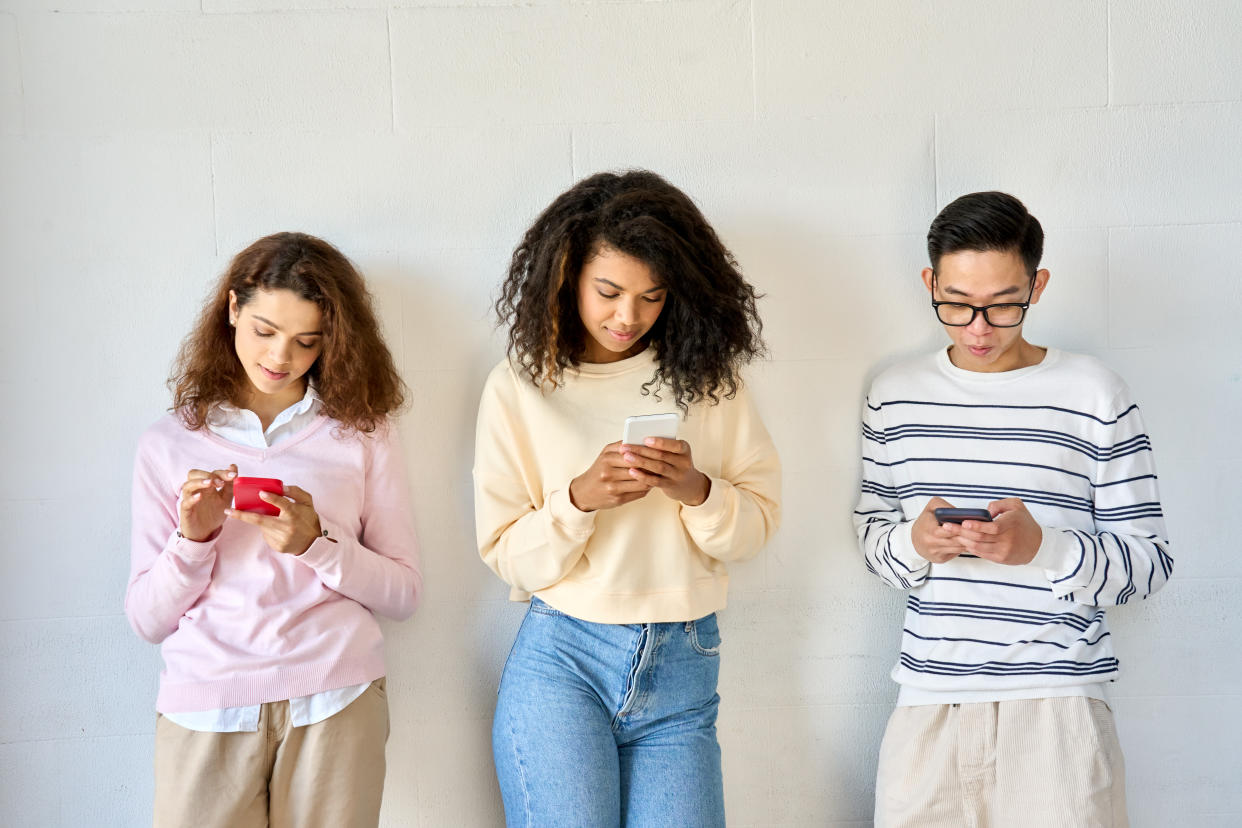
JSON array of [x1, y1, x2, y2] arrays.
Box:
[[1029, 269, 1050, 305], [920, 267, 936, 295], [228, 290, 239, 326]]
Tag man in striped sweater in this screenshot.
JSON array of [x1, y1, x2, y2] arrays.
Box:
[[855, 191, 1172, 827]]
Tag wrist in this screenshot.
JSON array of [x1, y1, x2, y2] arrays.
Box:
[[178, 526, 220, 543], [681, 472, 710, 507], [568, 476, 595, 513]]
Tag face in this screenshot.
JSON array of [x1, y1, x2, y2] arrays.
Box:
[[921, 248, 1049, 373], [576, 246, 667, 364], [229, 288, 324, 407]]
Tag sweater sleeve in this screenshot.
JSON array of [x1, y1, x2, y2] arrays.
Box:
[[1031, 394, 1173, 606], [295, 424, 423, 621], [678, 385, 781, 563], [472, 369, 598, 593], [125, 428, 219, 644], [853, 394, 931, 590]]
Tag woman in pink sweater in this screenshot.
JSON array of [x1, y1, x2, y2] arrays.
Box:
[[126, 232, 422, 828]]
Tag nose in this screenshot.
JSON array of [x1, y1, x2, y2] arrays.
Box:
[[615, 298, 638, 326], [965, 311, 993, 336], [268, 339, 293, 367]]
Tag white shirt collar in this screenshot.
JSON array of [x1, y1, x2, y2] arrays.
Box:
[[207, 384, 323, 448]]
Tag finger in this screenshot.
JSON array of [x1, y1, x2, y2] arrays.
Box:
[[224, 508, 269, 527], [956, 527, 999, 544], [182, 477, 219, 494], [258, 491, 293, 514], [615, 489, 650, 505], [643, 437, 687, 455], [623, 443, 687, 460], [988, 497, 1023, 517], [179, 490, 205, 510], [282, 485, 313, 506], [624, 468, 665, 487], [621, 451, 675, 477], [961, 520, 1001, 535], [925, 496, 954, 512]]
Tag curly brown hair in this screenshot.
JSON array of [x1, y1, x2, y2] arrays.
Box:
[[496, 170, 764, 409], [170, 232, 405, 433]]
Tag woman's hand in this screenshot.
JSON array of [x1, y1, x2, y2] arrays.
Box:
[[569, 441, 655, 512], [619, 437, 711, 507], [177, 465, 238, 542], [225, 485, 325, 556]]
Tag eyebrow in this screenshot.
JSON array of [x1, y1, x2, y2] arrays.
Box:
[[252, 314, 323, 336], [941, 284, 1024, 299], [593, 278, 665, 295]]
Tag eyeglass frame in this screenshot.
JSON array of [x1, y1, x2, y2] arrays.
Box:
[[929, 271, 1037, 328]]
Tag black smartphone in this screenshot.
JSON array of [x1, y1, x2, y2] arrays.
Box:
[[934, 507, 993, 525]]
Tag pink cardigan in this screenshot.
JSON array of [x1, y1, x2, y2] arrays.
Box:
[[126, 413, 422, 713]]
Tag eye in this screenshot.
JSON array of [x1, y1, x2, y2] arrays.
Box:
[[253, 328, 274, 338], [597, 290, 620, 299], [296, 339, 317, 349], [642, 295, 665, 304]]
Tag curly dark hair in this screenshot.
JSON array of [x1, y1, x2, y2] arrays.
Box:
[[496, 170, 764, 409], [170, 232, 406, 434]]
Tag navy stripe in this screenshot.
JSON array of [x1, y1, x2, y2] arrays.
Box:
[[908, 598, 1100, 631], [865, 423, 1151, 462], [867, 455, 1096, 485], [901, 628, 1112, 650], [908, 606, 1093, 630], [861, 479, 1094, 514], [874, 399, 1140, 426], [924, 576, 1053, 593], [898, 654, 1119, 676], [1052, 533, 1087, 585]]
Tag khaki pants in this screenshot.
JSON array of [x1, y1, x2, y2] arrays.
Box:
[[874, 697, 1127, 828], [153, 678, 389, 828]]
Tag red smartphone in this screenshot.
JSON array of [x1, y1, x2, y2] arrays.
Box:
[[232, 476, 285, 517]]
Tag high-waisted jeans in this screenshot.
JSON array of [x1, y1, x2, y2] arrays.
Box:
[[492, 597, 726, 828]]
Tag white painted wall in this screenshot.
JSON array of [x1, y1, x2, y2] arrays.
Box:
[[1, 1, 1238, 825]]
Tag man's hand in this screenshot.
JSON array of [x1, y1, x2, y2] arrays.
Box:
[[911, 497, 968, 564], [944, 497, 1043, 566]]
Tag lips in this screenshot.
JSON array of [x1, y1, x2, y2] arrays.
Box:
[[968, 345, 992, 357], [260, 365, 290, 381], [608, 328, 638, 342]]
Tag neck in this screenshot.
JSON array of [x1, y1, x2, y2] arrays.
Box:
[[948, 339, 1046, 373], [580, 339, 648, 365], [242, 382, 306, 432]]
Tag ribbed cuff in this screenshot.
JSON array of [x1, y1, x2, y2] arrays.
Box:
[[296, 518, 343, 568], [547, 487, 597, 535], [680, 476, 727, 529], [1032, 527, 1082, 595], [172, 533, 218, 563], [887, 520, 929, 572]]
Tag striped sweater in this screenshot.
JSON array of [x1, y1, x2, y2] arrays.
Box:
[[854, 347, 1172, 703]]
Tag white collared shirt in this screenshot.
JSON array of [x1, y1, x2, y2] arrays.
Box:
[[162, 386, 371, 732]]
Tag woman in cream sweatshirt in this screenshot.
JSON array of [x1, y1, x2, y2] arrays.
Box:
[[474, 170, 781, 827]]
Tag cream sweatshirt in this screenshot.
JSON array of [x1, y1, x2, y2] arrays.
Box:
[[473, 349, 781, 624]]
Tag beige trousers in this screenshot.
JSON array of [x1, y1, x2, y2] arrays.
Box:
[[153, 678, 389, 828], [874, 697, 1128, 828]]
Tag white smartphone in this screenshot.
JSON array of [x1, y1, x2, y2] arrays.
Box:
[[622, 413, 679, 446]]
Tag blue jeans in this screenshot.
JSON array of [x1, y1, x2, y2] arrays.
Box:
[[492, 597, 726, 828]]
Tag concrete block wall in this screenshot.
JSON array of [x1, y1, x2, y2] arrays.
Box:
[[1, 1, 1238, 825]]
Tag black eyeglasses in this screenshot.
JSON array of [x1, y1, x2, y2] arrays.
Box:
[[931, 272, 1035, 328]]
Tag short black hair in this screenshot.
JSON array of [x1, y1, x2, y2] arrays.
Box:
[[927, 191, 1043, 274]]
